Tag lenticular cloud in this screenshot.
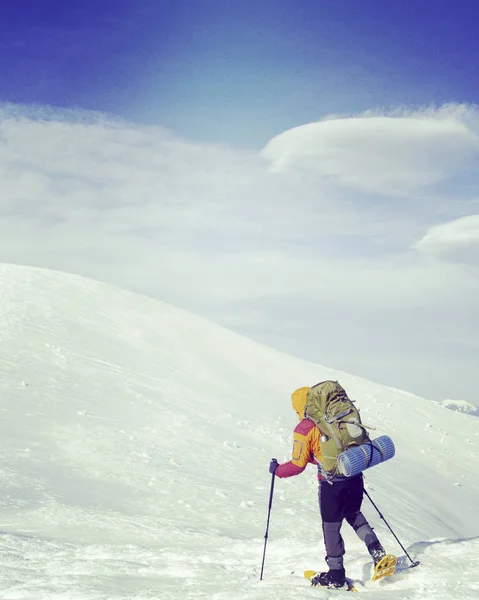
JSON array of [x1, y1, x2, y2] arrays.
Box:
[[262, 106, 479, 196]]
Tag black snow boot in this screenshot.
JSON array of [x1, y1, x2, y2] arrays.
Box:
[[368, 541, 386, 566], [310, 568, 348, 590]]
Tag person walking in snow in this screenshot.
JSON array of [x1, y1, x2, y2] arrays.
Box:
[[269, 385, 387, 590]]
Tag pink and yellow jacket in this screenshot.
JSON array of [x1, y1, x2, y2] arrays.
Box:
[[275, 418, 323, 478]]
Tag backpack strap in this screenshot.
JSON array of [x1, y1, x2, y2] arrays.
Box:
[[325, 408, 353, 424], [362, 440, 384, 467]]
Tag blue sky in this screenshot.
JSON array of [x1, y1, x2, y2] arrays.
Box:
[[1, 1, 478, 146], [0, 1, 478, 403]]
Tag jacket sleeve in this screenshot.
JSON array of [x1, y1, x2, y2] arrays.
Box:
[[275, 427, 316, 478]]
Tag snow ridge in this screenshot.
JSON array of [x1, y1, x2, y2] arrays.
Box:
[[440, 398, 479, 416], [0, 263, 478, 599]]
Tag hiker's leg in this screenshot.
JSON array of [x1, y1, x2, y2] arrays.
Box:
[[319, 480, 346, 570], [322, 521, 345, 569], [344, 476, 384, 557], [346, 511, 380, 547]]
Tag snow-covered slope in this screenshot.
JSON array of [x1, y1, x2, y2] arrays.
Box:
[[0, 263, 477, 600]]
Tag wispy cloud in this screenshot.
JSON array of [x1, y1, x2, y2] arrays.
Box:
[[0, 102, 478, 401]]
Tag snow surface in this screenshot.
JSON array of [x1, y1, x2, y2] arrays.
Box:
[[0, 263, 478, 599]]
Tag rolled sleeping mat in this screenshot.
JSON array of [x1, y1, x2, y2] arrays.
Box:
[[337, 435, 395, 478]]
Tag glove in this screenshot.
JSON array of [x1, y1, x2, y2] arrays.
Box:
[[269, 458, 279, 475]]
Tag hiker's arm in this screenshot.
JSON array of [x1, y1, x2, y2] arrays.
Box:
[[275, 430, 311, 478]]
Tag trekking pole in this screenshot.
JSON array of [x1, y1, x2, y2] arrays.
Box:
[[364, 489, 420, 567], [260, 459, 277, 580]]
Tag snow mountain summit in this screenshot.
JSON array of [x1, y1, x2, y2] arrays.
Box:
[[0, 263, 478, 599]]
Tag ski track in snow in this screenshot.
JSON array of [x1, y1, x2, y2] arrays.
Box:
[[0, 263, 478, 599]]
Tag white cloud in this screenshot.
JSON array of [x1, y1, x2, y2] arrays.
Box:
[[0, 102, 478, 402], [262, 105, 479, 196], [413, 215, 479, 265]]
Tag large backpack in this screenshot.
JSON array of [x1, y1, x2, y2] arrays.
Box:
[[304, 380, 370, 478]]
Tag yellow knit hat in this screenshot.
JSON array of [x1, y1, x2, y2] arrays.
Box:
[[291, 386, 311, 420]]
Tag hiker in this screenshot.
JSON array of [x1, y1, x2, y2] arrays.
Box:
[[269, 383, 387, 590]]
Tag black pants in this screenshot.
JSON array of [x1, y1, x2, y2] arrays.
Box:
[[318, 475, 379, 570]]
